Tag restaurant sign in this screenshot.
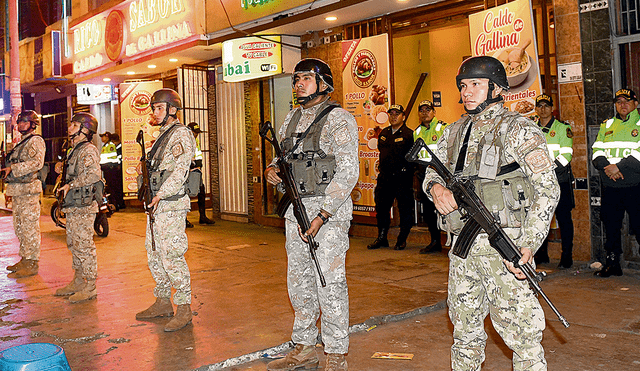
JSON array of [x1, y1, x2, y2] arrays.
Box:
[[70, 0, 203, 75], [222, 36, 283, 82]]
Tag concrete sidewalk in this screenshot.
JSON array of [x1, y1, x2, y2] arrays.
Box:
[[0, 198, 638, 370]]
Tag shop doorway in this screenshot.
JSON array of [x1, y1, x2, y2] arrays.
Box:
[[215, 73, 248, 221]]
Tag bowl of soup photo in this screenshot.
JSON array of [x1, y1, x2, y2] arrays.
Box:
[[494, 49, 531, 88]]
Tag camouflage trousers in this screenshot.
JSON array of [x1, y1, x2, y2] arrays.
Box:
[[285, 219, 350, 354], [448, 246, 546, 371], [66, 212, 98, 280], [12, 194, 41, 261], [146, 209, 191, 305]]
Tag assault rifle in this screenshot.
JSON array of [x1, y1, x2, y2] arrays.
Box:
[[0, 141, 5, 192], [406, 138, 569, 328], [260, 121, 326, 287], [136, 130, 156, 251], [55, 140, 69, 207]]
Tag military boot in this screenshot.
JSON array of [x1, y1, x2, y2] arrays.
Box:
[[266, 344, 319, 371], [164, 304, 192, 332], [325, 353, 347, 371], [367, 228, 389, 250], [419, 238, 442, 254], [7, 257, 26, 272], [8, 259, 38, 278], [595, 253, 623, 277], [394, 229, 411, 250], [69, 280, 97, 303], [55, 270, 85, 296], [136, 297, 174, 320], [199, 205, 215, 225]]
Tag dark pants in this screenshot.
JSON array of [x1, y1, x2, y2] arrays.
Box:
[[102, 164, 124, 208], [197, 183, 206, 217], [374, 174, 414, 232], [555, 181, 574, 255], [601, 184, 640, 256], [418, 189, 440, 237]]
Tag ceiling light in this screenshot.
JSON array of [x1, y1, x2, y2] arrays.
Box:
[[148, 64, 157, 69], [169, 58, 178, 62], [126, 71, 135, 75], [325, 16, 337, 21], [103, 77, 111, 82]]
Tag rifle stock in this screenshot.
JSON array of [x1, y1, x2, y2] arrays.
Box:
[[406, 138, 569, 328], [260, 121, 326, 287], [136, 130, 156, 251]]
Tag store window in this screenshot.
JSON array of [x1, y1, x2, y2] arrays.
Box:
[[614, 0, 640, 35], [612, 1, 640, 92]]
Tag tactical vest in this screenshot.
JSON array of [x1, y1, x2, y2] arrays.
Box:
[[5, 134, 43, 184], [282, 100, 339, 198], [63, 141, 103, 208], [442, 110, 535, 233]]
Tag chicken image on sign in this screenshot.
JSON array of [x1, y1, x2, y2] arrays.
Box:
[[222, 36, 283, 82]]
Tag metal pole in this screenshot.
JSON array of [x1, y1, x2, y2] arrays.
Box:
[[9, 0, 21, 142]]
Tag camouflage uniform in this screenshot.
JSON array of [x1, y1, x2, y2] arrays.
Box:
[[145, 123, 195, 306], [424, 103, 560, 370], [275, 99, 358, 354], [5, 133, 46, 261], [62, 141, 102, 281]]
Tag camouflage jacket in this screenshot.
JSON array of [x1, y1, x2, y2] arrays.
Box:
[[5, 133, 45, 196], [273, 98, 359, 222], [424, 103, 560, 254], [62, 140, 102, 213], [151, 122, 196, 214]]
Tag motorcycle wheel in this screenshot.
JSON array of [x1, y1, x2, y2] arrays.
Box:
[[50, 201, 66, 229], [94, 213, 109, 237]]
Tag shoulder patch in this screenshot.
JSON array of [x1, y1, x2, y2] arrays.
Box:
[[333, 125, 352, 146], [516, 134, 545, 158], [172, 143, 184, 157], [566, 127, 573, 138], [524, 148, 553, 173], [28, 142, 37, 158], [84, 154, 95, 167]]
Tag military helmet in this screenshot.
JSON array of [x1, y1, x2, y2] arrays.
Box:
[[456, 56, 509, 91], [71, 112, 98, 134], [17, 110, 40, 126], [150, 88, 182, 110], [293, 58, 334, 93]]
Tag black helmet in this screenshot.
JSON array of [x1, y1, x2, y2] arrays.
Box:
[[456, 56, 509, 91], [293, 59, 334, 105], [17, 110, 40, 126], [71, 112, 98, 134], [150, 88, 182, 110]]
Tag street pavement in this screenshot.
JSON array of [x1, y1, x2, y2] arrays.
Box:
[[0, 196, 638, 370]]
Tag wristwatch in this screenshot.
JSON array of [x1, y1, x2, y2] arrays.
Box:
[[425, 180, 438, 195], [317, 212, 329, 224]]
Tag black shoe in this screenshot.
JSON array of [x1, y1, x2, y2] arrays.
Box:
[[534, 255, 550, 265], [595, 264, 622, 277], [367, 238, 389, 250], [186, 220, 194, 228], [558, 256, 573, 269], [199, 217, 215, 225], [393, 242, 406, 250], [419, 240, 442, 254]]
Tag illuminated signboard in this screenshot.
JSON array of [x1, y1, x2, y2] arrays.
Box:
[[222, 36, 283, 82], [69, 0, 203, 75], [77, 84, 113, 105]]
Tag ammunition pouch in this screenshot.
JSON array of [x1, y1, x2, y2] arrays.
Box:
[[185, 169, 201, 197], [63, 180, 103, 208], [289, 153, 336, 197], [138, 168, 193, 201]]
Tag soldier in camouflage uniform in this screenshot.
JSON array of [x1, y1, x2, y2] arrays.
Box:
[[424, 56, 560, 370], [55, 113, 103, 303], [264, 59, 358, 371], [4, 110, 46, 278], [135, 88, 196, 332]]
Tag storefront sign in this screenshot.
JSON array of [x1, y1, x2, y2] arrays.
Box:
[[208, 1, 313, 35], [558, 62, 582, 83], [119, 81, 162, 196], [469, 0, 542, 120], [77, 84, 113, 105], [341, 34, 391, 217], [69, 0, 202, 75], [222, 36, 283, 82]]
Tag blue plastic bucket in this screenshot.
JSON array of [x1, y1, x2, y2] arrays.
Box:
[[0, 343, 71, 371]]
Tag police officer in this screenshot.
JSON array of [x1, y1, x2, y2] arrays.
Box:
[[55, 113, 103, 303], [425, 56, 559, 370], [4, 110, 46, 278], [99, 132, 120, 209], [592, 88, 640, 277], [367, 104, 415, 250], [135, 88, 196, 332], [186, 122, 214, 226], [264, 58, 358, 371], [533, 94, 575, 268], [413, 100, 447, 254]]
